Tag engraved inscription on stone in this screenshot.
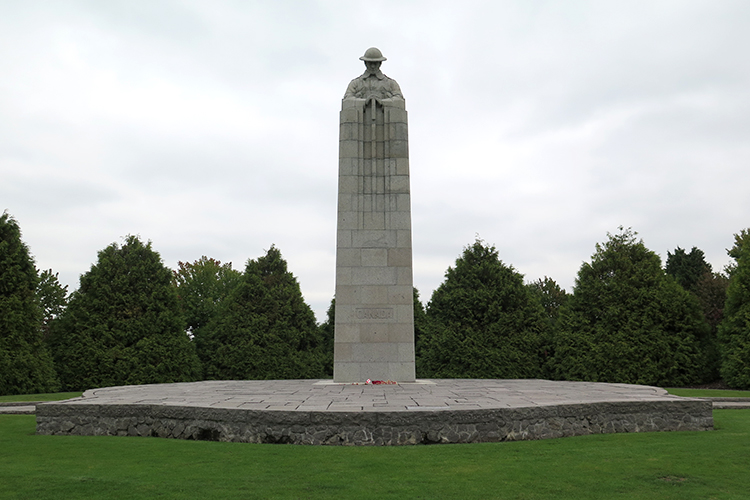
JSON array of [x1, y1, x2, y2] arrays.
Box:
[[355, 308, 394, 320]]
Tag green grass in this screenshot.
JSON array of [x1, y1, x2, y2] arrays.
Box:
[[666, 388, 750, 398], [1, 411, 748, 499], [0, 392, 82, 403]]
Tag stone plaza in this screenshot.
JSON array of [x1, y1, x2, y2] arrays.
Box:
[[36, 379, 712, 445]]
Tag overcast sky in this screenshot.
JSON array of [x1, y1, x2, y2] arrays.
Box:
[[2, 1, 749, 321]]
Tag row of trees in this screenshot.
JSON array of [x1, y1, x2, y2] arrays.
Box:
[[47, 239, 333, 392], [414, 228, 749, 388], [2, 209, 750, 394], [0, 212, 332, 394]]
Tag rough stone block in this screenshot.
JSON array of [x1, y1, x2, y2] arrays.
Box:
[[336, 267, 352, 285], [354, 343, 399, 362], [396, 158, 410, 176], [396, 230, 412, 249], [334, 286, 358, 305], [396, 267, 413, 286], [389, 122, 408, 141], [334, 342, 354, 361], [339, 158, 360, 176], [333, 363, 360, 383], [362, 212, 385, 230], [358, 324, 390, 343], [387, 211, 411, 230], [397, 343, 415, 362], [339, 140, 361, 158], [388, 323, 414, 343], [34, 380, 716, 445], [340, 122, 361, 140], [338, 211, 360, 230], [358, 363, 392, 381], [352, 267, 397, 286], [363, 175, 386, 195], [352, 230, 396, 248], [337, 249, 361, 268], [338, 193, 355, 212], [385, 286, 412, 305], [340, 107, 363, 122], [394, 193, 411, 212], [390, 140, 408, 158], [393, 304, 414, 323], [338, 175, 359, 194], [359, 284, 388, 303], [386, 107, 408, 123], [337, 229, 353, 248], [361, 249, 388, 267], [387, 249, 412, 268], [388, 175, 410, 194]]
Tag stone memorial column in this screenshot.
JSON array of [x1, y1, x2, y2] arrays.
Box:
[[333, 48, 416, 382]]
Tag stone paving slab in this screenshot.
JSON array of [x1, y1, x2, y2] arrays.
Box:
[[34, 379, 714, 445], [710, 401, 750, 409], [0, 403, 37, 414], [42, 379, 694, 411]]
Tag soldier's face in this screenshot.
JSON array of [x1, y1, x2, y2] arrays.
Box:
[[365, 61, 381, 72]]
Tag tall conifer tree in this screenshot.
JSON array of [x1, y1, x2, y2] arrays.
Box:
[[418, 239, 548, 379], [172, 257, 242, 341], [666, 246, 712, 293], [197, 246, 326, 380], [550, 228, 710, 386], [0, 212, 58, 395], [718, 229, 750, 388], [666, 246, 725, 381], [49, 235, 201, 391], [37, 269, 68, 341]]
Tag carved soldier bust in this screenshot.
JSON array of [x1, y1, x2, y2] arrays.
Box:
[[344, 47, 404, 107]]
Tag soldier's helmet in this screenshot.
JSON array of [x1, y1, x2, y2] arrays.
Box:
[[359, 47, 387, 62]]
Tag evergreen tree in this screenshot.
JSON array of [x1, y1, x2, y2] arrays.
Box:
[[197, 246, 326, 380], [527, 276, 569, 327], [724, 229, 750, 276], [172, 257, 242, 340], [666, 246, 712, 293], [550, 228, 710, 386], [37, 269, 68, 341], [413, 287, 428, 362], [418, 239, 548, 379], [694, 272, 730, 333], [666, 245, 725, 381], [318, 298, 335, 376], [48, 236, 201, 391], [718, 229, 750, 388], [0, 212, 59, 395]]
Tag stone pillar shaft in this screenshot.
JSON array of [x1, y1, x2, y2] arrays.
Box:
[[333, 98, 416, 382]]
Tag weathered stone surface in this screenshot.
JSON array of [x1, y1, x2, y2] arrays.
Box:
[[35, 380, 713, 446], [0, 402, 38, 414], [36, 399, 712, 445], [334, 49, 416, 382]]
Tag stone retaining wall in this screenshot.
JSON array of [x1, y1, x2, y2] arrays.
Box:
[[36, 400, 712, 445]]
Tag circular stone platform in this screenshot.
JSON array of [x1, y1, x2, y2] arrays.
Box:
[[35, 379, 712, 445]]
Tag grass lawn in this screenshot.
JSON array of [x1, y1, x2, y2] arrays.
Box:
[[666, 388, 750, 398], [0, 392, 82, 403], [0, 410, 746, 499]]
